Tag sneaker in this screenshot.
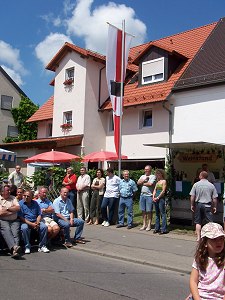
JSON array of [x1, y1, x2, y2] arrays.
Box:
[[38, 246, 50, 253], [101, 221, 106, 226], [25, 247, 31, 254], [104, 221, 110, 227], [116, 224, 124, 228], [146, 226, 151, 231], [127, 225, 132, 229]]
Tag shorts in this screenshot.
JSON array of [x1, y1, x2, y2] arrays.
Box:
[[139, 195, 153, 212], [194, 202, 213, 225], [42, 217, 58, 227]]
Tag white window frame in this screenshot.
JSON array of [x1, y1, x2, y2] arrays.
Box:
[[142, 57, 164, 85], [140, 110, 153, 129], [1, 95, 13, 110], [63, 111, 72, 125], [65, 67, 74, 81]]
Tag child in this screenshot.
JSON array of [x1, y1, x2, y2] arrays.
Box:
[[187, 222, 225, 300]]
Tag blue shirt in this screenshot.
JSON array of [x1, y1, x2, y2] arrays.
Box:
[[119, 178, 138, 198], [53, 196, 74, 219], [36, 198, 53, 218], [18, 199, 41, 222]]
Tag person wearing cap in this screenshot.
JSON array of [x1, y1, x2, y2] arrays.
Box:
[[189, 171, 218, 242], [187, 222, 225, 300]]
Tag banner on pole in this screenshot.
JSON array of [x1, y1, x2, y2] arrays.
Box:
[[106, 23, 132, 156]]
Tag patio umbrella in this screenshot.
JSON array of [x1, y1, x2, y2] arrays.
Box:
[[24, 150, 79, 164], [0, 148, 16, 162], [82, 150, 128, 162]]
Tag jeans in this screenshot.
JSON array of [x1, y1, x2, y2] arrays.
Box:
[[0, 219, 20, 250], [154, 198, 167, 232], [101, 197, 117, 224], [56, 217, 84, 242], [118, 197, 133, 226], [68, 190, 77, 213], [21, 222, 48, 249]]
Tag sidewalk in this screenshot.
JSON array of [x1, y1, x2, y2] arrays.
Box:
[[70, 224, 197, 274]]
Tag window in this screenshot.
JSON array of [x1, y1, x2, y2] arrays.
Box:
[[142, 57, 164, 84], [63, 111, 72, 125], [1, 95, 13, 110], [47, 123, 52, 137], [109, 113, 114, 132], [65, 67, 74, 81], [7, 126, 18, 137], [141, 110, 152, 128]]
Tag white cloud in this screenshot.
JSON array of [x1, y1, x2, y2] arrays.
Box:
[[1, 65, 24, 86], [0, 40, 27, 86], [35, 33, 73, 67], [66, 0, 147, 54], [0, 41, 27, 75]]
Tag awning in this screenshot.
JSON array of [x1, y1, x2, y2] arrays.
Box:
[[0, 148, 16, 162], [144, 141, 225, 149]]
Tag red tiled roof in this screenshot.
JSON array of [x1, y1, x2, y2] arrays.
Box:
[[0, 135, 83, 150], [46, 42, 106, 72], [103, 22, 217, 110], [27, 95, 54, 122]]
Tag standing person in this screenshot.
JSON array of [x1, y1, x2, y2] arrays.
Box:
[[152, 169, 168, 234], [116, 170, 137, 229], [137, 165, 156, 231], [190, 171, 218, 242], [18, 189, 49, 254], [88, 169, 105, 225], [8, 165, 25, 188], [0, 185, 21, 258], [76, 167, 90, 221], [62, 167, 77, 212], [187, 222, 225, 300], [101, 168, 120, 227], [53, 187, 85, 248], [36, 187, 60, 241], [201, 164, 216, 184]]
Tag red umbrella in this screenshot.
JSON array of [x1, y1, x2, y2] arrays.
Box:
[[24, 150, 80, 163], [82, 150, 128, 162]]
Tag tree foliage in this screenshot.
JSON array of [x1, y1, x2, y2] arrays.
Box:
[[5, 95, 39, 142]]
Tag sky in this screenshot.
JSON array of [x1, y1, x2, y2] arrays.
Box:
[[0, 0, 225, 106]]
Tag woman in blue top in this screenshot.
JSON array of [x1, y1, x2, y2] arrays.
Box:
[[152, 169, 168, 234]]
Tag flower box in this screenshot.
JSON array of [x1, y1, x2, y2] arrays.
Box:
[[63, 78, 74, 85], [60, 123, 72, 129]]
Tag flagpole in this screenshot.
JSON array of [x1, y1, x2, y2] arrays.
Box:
[[118, 19, 125, 178]]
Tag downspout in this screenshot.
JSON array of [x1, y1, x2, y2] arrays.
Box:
[[98, 66, 106, 109]]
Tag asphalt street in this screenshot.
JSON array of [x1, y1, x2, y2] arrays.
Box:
[[0, 247, 190, 300]]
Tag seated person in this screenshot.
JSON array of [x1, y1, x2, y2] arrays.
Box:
[[18, 189, 49, 254], [36, 187, 60, 241], [0, 185, 21, 258], [53, 187, 85, 248]]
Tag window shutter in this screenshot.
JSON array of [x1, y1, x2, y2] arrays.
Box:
[[142, 58, 164, 77], [1, 95, 13, 110]]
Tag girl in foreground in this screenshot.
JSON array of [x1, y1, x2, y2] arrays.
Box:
[[187, 222, 225, 300]]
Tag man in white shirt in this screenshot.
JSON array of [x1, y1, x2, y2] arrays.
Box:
[[76, 167, 90, 221], [8, 165, 24, 188], [101, 168, 121, 227]]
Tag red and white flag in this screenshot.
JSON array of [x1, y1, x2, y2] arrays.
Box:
[[106, 23, 132, 156]]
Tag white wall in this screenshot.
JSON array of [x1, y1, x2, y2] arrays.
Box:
[[106, 103, 169, 159], [171, 85, 225, 144], [37, 120, 52, 138], [52, 52, 87, 137]]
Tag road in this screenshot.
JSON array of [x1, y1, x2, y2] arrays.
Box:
[[0, 247, 190, 300]]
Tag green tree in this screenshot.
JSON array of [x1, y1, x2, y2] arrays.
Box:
[[4, 95, 39, 142]]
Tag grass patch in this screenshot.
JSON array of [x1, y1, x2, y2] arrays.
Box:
[[133, 202, 195, 236]]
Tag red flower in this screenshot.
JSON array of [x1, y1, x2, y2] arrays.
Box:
[[63, 78, 74, 85], [60, 123, 72, 129]]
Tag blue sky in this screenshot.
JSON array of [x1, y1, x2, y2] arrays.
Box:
[[0, 0, 224, 106]]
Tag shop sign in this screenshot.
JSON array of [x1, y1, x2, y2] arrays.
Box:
[[177, 153, 217, 163]]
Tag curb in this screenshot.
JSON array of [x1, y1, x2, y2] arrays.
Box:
[[72, 246, 191, 275]]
